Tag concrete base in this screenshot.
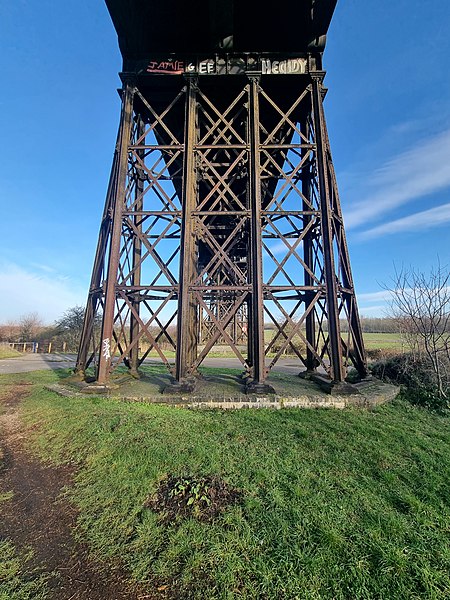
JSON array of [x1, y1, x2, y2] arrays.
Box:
[[69, 369, 87, 382], [245, 380, 276, 395], [82, 383, 112, 394], [129, 369, 141, 380], [310, 374, 360, 396], [50, 371, 399, 411], [163, 377, 197, 394], [298, 369, 316, 380]]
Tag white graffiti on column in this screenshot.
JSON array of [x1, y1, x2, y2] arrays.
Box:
[[102, 338, 111, 360]]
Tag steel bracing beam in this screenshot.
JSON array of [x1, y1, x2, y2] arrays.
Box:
[[311, 74, 343, 382], [77, 65, 367, 390]]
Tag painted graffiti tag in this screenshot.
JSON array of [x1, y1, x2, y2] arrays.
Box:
[[102, 337, 111, 360], [261, 58, 306, 75], [146, 60, 184, 74], [144, 56, 308, 76]]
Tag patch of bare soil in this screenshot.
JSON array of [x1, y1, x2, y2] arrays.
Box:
[[0, 383, 156, 600], [144, 474, 242, 524]]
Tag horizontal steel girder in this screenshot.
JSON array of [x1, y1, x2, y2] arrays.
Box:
[[76, 71, 367, 387]]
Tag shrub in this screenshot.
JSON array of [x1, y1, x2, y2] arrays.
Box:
[[371, 353, 449, 411]]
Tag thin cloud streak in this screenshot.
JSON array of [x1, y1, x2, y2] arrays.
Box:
[[357, 290, 393, 303], [358, 305, 389, 316], [356, 290, 393, 318], [358, 202, 450, 240], [30, 262, 56, 273], [345, 129, 450, 229], [0, 262, 86, 323]]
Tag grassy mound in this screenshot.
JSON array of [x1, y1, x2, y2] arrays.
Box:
[[4, 369, 450, 599], [0, 345, 22, 360]]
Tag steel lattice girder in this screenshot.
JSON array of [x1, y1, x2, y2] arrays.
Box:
[[76, 70, 367, 388]]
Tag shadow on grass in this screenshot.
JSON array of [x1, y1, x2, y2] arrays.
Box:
[[139, 372, 173, 394], [39, 353, 77, 378], [198, 371, 246, 396]]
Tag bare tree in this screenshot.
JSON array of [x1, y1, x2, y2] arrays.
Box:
[[0, 320, 21, 342], [54, 305, 86, 351], [387, 263, 450, 401], [18, 312, 44, 342]]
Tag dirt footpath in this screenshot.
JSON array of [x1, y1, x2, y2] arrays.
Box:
[[0, 383, 153, 600]]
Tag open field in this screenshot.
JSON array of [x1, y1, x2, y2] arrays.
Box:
[[0, 369, 448, 599], [139, 331, 403, 360], [0, 332, 403, 363], [362, 332, 403, 351]]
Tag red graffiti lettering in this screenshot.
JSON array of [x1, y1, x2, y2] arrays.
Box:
[[146, 60, 184, 74]]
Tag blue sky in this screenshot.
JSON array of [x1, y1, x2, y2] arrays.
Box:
[[0, 0, 449, 323]]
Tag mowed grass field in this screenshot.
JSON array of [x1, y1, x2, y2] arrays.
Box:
[[140, 331, 403, 359], [362, 332, 403, 351], [0, 369, 448, 599], [0, 331, 402, 362]]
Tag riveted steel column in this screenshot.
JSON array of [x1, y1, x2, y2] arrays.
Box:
[[75, 141, 119, 375], [301, 117, 318, 373], [175, 77, 198, 382], [97, 82, 135, 385], [322, 122, 368, 378], [311, 75, 344, 382], [129, 116, 145, 375], [248, 77, 266, 386]]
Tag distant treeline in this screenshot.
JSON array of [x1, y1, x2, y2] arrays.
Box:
[[265, 317, 398, 334], [341, 317, 397, 334], [1, 314, 399, 350]]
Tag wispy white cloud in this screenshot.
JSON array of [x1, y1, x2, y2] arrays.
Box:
[[358, 202, 450, 240], [357, 290, 393, 303], [345, 129, 450, 229], [358, 305, 389, 316], [356, 290, 393, 318], [265, 240, 304, 257], [0, 262, 86, 324], [389, 119, 422, 136], [30, 262, 57, 273]]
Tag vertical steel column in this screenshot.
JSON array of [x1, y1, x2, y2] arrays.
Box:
[[311, 75, 344, 382], [301, 117, 317, 373], [247, 77, 267, 388], [129, 116, 145, 376], [322, 124, 368, 378], [97, 82, 135, 385], [175, 77, 198, 384], [75, 146, 118, 375]]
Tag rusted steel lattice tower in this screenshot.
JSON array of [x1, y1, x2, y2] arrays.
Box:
[[76, 0, 368, 393]]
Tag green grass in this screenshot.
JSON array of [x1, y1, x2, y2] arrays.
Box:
[[0, 542, 49, 600], [2, 369, 450, 599], [0, 383, 49, 600], [0, 346, 22, 359], [139, 332, 403, 361], [362, 332, 403, 351]]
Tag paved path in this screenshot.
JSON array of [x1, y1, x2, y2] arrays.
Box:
[[0, 353, 306, 376], [0, 353, 77, 374]]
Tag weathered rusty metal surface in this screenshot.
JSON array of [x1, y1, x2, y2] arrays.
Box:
[[105, 0, 337, 57], [76, 1, 367, 390]]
